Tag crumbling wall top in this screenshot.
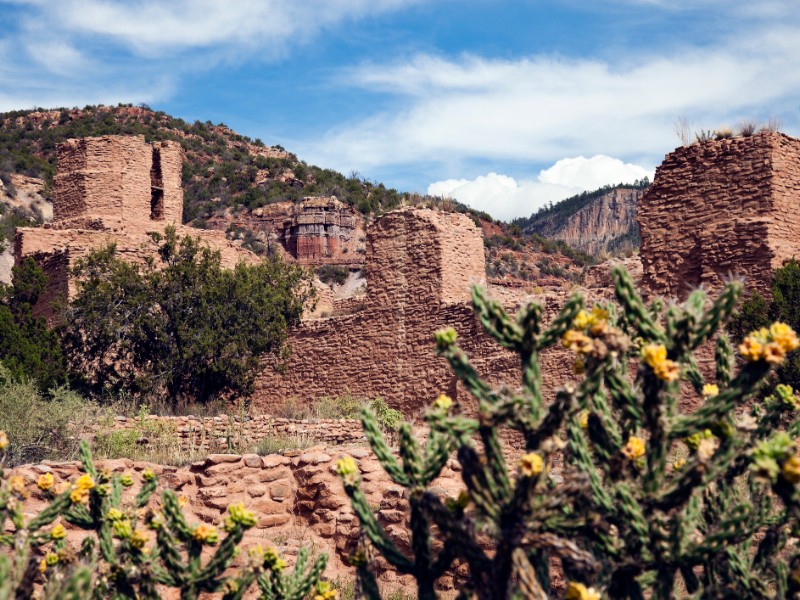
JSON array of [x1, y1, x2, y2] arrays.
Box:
[[639, 131, 800, 299], [365, 208, 485, 307]]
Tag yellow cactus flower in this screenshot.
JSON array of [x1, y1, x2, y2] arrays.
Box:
[[578, 410, 589, 429], [771, 322, 800, 352], [642, 344, 667, 368], [566, 581, 601, 600], [673, 458, 686, 470], [227, 503, 257, 527], [764, 342, 786, 364], [335, 456, 360, 486], [434, 327, 458, 349], [702, 384, 719, 398], [112, 519, 133, 540], [433, 393, 453, 412], [739, 336, 764, 362], [50, 524, 67, 540], [107, 508, 125, 522], [563, 330, 594, 354], [192, 523, 218, 544], [622, 436, 646, 460], [783, 455, 800, 484], [8, 475, 29, 499], [653, 359, 680, 382], [74, 474, 95, 492], [70, 488, 89, 504], [142, 469, 155, 482], [37, 472, 55, 492], [573, 310, 591, 330], [45, 552, 59, 567], [119, 473, 134, 487], [0, 431, 9, 450], [314, 581, 338, 600], [129, 529, 149, 549], [263, 546, 287, 571], [518, 452, 544, 477]]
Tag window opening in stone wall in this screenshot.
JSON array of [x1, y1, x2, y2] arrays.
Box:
[[150, 147, 164, 220]]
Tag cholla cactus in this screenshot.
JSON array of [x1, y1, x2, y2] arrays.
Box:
[[0, 439, 328, 599], [342, 267, 800, 599], [337, 406, 458, 600]]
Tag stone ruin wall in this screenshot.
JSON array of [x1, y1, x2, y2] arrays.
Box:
[[96, 414, 369, 452], [53, 136, 183, 230], [639, 132, 800, 299], [253, 207, 582, 416], [14, 135, 258, 318], [8, 448, 475, 593]]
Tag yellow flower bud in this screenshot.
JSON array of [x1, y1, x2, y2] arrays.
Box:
[[37, 472, 55, 492], [518, 452, 544, 477], [566, 581, 601, 600], [622, 436, 646, 460]]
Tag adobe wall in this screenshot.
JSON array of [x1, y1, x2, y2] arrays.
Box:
[[253, 207, 582, 415], [639, 132, 800, 299], [54, 136, 183, 230]]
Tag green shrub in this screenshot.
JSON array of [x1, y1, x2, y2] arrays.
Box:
[[316, 265, 350, 286], [368, 397, 402, 432], [63, 228, 314, 407], [0, 366, 93, 465], [93, 413, 204, 467], [249, 431, 317, 456], [0, 257, 66, 391]]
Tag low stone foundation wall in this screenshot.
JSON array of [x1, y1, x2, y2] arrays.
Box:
[[99, 414, 368, 453], [9, 446, 466, 593]]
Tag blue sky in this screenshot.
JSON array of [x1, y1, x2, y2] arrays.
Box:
[[1, 0, 799, 221]]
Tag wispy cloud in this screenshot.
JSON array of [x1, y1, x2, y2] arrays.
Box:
[[297, 0, 800, 217], [0, 0, 427, 110]]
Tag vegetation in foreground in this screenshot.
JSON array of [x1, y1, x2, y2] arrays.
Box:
[[0, 439, 331, 599], [336, 267, 800, 598], [5, 267, 800, 597]]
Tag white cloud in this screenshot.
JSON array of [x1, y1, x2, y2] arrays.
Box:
[[305, 11, 800, 177], [427, 155, 655, 221], [539, 156, 652, 190], [6, 0, 426, 57], [0, 0, 427, 110]]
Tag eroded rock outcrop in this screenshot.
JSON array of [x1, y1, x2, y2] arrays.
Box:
[[524, 187, 643, 256]]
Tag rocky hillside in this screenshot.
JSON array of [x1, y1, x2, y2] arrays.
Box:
[[0, 104, 591, 288], [513, 183, 649, 258]]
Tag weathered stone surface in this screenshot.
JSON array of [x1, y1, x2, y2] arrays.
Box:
[[640, 132, 800, 299]]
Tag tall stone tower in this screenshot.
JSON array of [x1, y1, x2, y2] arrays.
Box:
[[53, 135, 183, 230], [639, 131, 800, 299]]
